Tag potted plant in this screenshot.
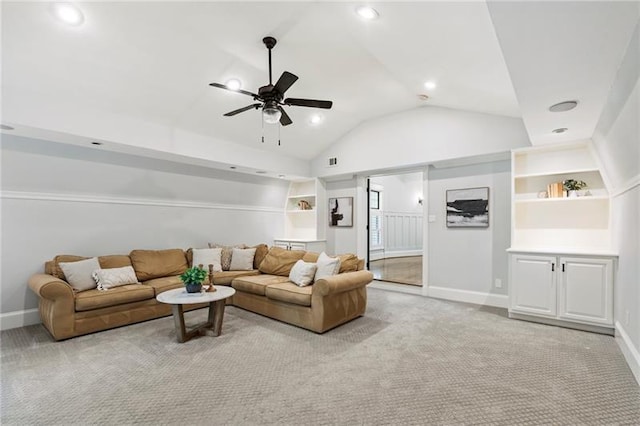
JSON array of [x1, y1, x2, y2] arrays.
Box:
[[180, 267, 208, 293], [563, 179, 587, 197]]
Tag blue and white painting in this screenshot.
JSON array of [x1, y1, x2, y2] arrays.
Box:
[[446, 187, 489, 228]]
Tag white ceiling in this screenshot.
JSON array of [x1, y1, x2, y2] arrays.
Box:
[[1, 1, 637, 166]]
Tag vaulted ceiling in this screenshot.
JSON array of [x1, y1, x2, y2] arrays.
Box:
[[1, 1, 638, 173]]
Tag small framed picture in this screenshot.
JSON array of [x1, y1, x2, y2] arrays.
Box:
[[329, 197, 353, 227], [446, 187, 489, 228]]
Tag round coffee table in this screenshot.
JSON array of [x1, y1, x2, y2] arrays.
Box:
[[156, 286, 236, 343]]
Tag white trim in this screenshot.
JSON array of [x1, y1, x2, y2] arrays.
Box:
[[427, 286, 508, 308], [611, 174, 640, 198], [615, 321, 640, 385], [0, 308, 40, 330], [381, 250, 422, 259], [0, 191, 282, 213], [369, 281, 423, 295]]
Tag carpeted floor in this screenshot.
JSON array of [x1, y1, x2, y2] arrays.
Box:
[[2, 288, 639, 425]]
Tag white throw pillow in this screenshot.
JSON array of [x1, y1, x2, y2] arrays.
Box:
[[229, 248, 256, 271], [289, 260, 318, 287], [92, 266, 138, 290], [59, 257, 101, 292], [314, 252, 341, 281], [192, 248, 223, 272]]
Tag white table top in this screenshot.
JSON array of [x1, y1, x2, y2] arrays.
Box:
[[156, 286, 235, 305]]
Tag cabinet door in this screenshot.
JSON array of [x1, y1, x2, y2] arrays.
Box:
[[289, 242, 307, 251], [273, 241, 290, 250], [558, 257, 613, 325], [510, 254, 557, 317]]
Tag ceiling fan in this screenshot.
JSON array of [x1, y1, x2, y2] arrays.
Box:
[[209, 36, 333, 127]]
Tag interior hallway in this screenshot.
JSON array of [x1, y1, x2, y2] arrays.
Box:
[[369, 256, 422, 286]]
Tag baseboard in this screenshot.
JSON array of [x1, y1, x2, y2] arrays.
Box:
[[370, 250, 422, 261], [615, 321, 640, 385], [427, 286, 508, 308], [369, 281, 424, 295], [0, 308, 41, 330]]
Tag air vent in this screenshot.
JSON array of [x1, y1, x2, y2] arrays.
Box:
[[327, 157, 338, 167]]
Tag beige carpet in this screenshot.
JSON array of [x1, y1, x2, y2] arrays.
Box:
[[2, 288, 639, 425]]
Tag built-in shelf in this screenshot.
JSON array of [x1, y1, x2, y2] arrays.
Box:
[[285, 209, 315, 213], [513, 168, 600, 179], [281, 179, 326, 246], [287, 194, 316, 199], [514, 195, 608, 204]]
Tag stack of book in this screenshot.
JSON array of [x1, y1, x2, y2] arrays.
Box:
[[547, 182, 564, 198]]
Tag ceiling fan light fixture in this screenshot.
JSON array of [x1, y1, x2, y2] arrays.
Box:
[[355, 6, 379, 20], [51, 3, 84, 26], [309, 114, 324, 125], [552, 127, 568, 134], [225, 78, 242, 91], [263, 103, 282, 124]]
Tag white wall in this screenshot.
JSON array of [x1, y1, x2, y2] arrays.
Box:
[[370, 173, 423, 214], [0, 135, 288, 327], [311, 106, 530, 177], [591, 20, 640, 380], [427, 161, 511, 302]]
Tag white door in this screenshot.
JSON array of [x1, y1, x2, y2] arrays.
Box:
[[558, 257, 613, 326], [510, 254, 557, 317]]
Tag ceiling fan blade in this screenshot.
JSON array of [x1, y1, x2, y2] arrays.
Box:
[[284, 98, 333, 109], [224, 103, 262, 117], [274, 71, 298, 95], [209, 82, 261, 99], [278, 107, 293, 126]]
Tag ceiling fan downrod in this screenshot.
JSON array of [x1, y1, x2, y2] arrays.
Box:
[[263, 36, 277, 86]]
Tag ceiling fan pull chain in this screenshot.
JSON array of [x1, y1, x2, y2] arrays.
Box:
[[261, 115, 265, 143], [278, 124, 281, 146]]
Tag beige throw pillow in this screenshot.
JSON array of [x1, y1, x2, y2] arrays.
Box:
[[192, 248, 223, 272], [92, 266, 138, 290], [314, 252, 342, 281], [208, 243, 248, 271], [289, 260, 318, 287], [59, 257, 101, 292], [229, 248, 256, 271]]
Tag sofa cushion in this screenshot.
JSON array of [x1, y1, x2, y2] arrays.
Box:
[[232, 274, 290, 296], [252, 244, 269, 269], [265, 282, 313, 307], [59, 257, 101, 292], [130, 249, 188, 281], [212, 270, 260, 285], [75, 284, 155, 311], [143, 275, 184, 296], [338, 254, 359, 273], [98, 255, 133, 270], [259, 247, 305, 276]]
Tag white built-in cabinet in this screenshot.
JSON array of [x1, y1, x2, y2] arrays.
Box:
[[275, 179, 326, 252], [508, 142, 616, 333], [509, 253, 614, 328]]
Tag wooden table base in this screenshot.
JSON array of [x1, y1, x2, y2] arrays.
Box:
[[171, 300, 227, 343]]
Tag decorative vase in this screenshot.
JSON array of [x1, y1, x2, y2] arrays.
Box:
[[185, 282, 202, 293], [567, 190, 579, 198]]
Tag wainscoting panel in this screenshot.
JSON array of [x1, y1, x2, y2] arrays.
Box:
[[384, 211, 423, 253]]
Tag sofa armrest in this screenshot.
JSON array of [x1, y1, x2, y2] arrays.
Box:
[[28, 274, 74, 301], [314, 270, 373, 296]]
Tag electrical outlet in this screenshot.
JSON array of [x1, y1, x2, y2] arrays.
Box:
[[494, 278, 502, 289], [626, 310, 630, 326]]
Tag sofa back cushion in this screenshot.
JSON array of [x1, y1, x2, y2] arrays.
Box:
[[48, 254, 132, 280], [130, 249, 188, 281], [258, 246, 305, 276], [301, 252, 359, 274], [253, 244, 269, 269]]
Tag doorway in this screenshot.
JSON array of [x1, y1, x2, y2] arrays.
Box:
[[367, 172, 424, 286]]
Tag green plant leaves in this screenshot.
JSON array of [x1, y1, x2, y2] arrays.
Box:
[[180, 267, 208, 285]]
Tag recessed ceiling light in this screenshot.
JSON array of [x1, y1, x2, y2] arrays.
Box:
[[51, 3, 84, 26], [552, 128, 568, 134], [309, 114, 324, 125], [0, 124, 14, 131], [90, 141, 103, 146], [230, 166, 237, 169], [424, 81, 437, 90], [278, 174, 285, 179], [256, 170, 267, 174], [225, 79, 242, 91], [549, 100, 578, 112], [417, 94, 429, 101], [355, 6, 379, 20]]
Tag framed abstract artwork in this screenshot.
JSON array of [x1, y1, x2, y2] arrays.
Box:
[[329, 197, 353, 227], [446, 187, 489, 228]]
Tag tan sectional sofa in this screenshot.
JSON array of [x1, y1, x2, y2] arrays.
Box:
[[28, 245, 373, 340]]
